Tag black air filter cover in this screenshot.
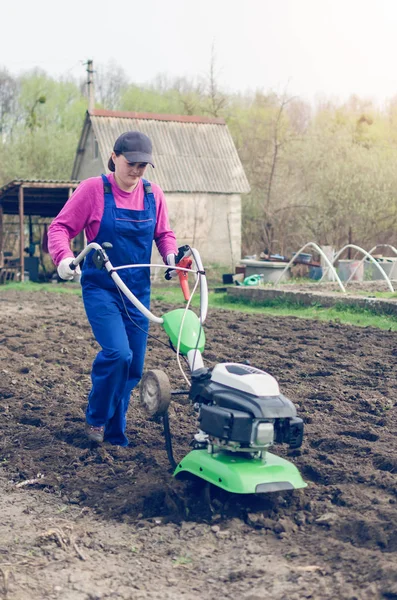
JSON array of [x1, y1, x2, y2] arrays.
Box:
[[199, 404, 253, 443]]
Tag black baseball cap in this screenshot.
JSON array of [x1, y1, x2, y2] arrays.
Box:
[[113, 131, 155, 167]]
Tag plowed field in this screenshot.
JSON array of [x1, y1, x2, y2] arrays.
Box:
[[0, 288, 396, 600]]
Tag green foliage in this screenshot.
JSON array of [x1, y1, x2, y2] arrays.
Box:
[[120, 84, 186, 115], [0, 70, 86, 184]]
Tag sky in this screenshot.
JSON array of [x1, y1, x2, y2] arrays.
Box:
[[2, 0, 397, 106]]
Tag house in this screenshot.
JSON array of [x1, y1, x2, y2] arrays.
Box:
[[72, 109, 250, 268]]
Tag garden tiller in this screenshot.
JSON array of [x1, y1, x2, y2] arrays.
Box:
[[71, 242, 307, 495]]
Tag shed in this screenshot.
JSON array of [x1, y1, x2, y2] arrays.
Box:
[[0, 180, 79, 281], [72, 109, 250, 267]]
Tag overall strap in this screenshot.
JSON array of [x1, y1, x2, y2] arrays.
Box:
[[141, 178, 155, 211], [142, 178, 153, 195], [101, 174, 112, 195]]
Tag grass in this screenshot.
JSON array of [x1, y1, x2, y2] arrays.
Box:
[[153, 287, 397, 330], [343, 288, 397, 299], [222, 296, 397, 330], [3, 280, 397, 331], [2, 281, 83, 295]]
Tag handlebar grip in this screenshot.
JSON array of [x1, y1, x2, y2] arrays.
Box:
[[175, 245, 191, 263]]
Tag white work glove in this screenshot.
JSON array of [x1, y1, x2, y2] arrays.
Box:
[[165, 253, 177, 280], [166, 254, 176, 267], [57, 257, 81, 281]]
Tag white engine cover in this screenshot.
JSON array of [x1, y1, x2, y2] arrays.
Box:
[[210, 363, 280, 397]]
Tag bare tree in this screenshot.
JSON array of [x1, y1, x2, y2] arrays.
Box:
[[94, 60, 129, 110], [205, 42, 227, 118]]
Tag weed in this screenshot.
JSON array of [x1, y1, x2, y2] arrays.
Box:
[[172, 555, 192, 566]]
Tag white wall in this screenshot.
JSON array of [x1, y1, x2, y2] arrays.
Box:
[[152, 192, 241, 270]]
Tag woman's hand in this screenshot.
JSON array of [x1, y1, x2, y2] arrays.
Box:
[[57, 257, 81, 281]]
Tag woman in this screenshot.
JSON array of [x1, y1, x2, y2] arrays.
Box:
[[48, 131, 178, 446]]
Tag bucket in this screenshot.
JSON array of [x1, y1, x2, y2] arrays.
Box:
[[338, 259, 364, 282], [309, 266, 323, 280]]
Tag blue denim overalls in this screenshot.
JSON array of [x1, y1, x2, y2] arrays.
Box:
[[81, 174, 156, 446]]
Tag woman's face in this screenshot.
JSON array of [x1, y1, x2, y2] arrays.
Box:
[[113, 153, 147, 191]]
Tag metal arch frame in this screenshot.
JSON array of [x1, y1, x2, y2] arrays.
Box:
[[343, 244, 397, 287], [321, 243, 395, 292], [273, 241, 346, 293], [368, 244, 397, 257]]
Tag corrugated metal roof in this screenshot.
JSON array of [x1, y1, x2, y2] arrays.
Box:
[[0, 180, 81, 217], [0, 179, 79, 193], [90, 109, 226, 124], [79, 110, 250, 194]]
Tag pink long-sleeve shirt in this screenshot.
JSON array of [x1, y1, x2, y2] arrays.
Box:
[[48, 173, 178, 266]]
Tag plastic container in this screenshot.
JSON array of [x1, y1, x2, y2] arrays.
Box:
[[337, 259, 364, 282], [222, 273, 234, 284], [366, 257, 397, 280], [239, 259, 291, 283], [309, 266, 323, 280], [293, 252, 312, 263]]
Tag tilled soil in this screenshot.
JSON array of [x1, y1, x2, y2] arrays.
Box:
[[0, 287, 396, 600]]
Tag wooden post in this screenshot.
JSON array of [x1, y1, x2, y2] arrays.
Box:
[[0, 204, 3, 269], [19, 185, 25, 281], [86, 59, 95, 112]]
